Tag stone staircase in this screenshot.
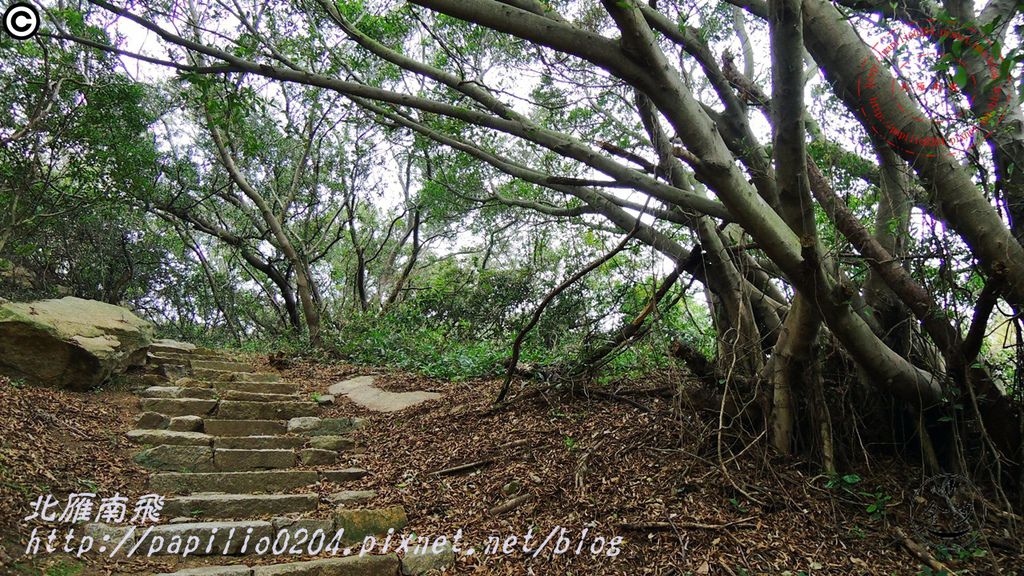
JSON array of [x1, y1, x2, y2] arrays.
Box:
[[87, 340, 429, 575]]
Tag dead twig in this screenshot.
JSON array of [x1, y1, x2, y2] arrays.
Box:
[[619, 516, 757, 532], [429, 439, 530, 476], [894, 526, 958, 576], [488, 494, 533, 516]]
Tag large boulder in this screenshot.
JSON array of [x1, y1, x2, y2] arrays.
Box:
[[0, 296, 154, 390]]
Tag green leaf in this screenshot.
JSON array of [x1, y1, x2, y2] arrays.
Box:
[[951, 39, 963, 57], [953, 67, 969, 89]]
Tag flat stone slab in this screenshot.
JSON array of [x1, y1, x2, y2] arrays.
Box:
[[307, 435, 356, 451], [140, 386, 186, 398], [150, 339, 197, 354], [141, 398, 218, 417], [221, 390, 300, 402], [144, 521, 274, 555], [163, 493, 318, 519], [333, 506, 408, 542], [299, 448, 337, 466], [169, 415, 204, 432], [328, 376, 440, 413], [301, 417, 363, 436], [214, 449, 296, 471], [215, 435, 308, 450], [134, 445, 213, 471], [178, 378, 296, 395], [251, 555, 399, 576], [126, 429, 212, 447], [191, 359, 255, 372], [326, 490, 376, 507], [157, 566, 251, 576], [216, 400, 317, 420], [150, 470, 319, 494], [319, 468, 368, 484], [204, 419, 287, 436], [156, 566, 251, 576], [193, 369, 280, 383], [136, 411, 170, 429]]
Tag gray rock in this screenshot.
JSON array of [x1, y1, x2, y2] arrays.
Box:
[[150, 470, 318, 495], [141, 386, 184, 398], [156, 566, 251, 576], [125, 429, 211, 447], [138, 521, 274, 555], [401, 542, 456, 575], [0, 297, 153, 391], [326, 490, 376, 507], [308, 435, 355, 451], [150, 339, 196, 354], [287, 416, 321, 433], [204, 419, 286, 436], [216, 400, 317, 421], [169, 415, 204, 432], [333, 506, 407, 542], [214, 449, 296, 471], [330, 375, 441, 413], [140, 398, 218, 417], [136, 411, 170, 429], [156, 568, 251, 576], [305, 417, 363, 436], [319, 468, 368, 484], [270, 517, 334, 534], [215, 436, 307, 450], [133, 445, 213, 471], [315, 394, 335, 406], [252, 555, 399, 576], [163, 493, 317, 519], [299, 448, 337, 466]]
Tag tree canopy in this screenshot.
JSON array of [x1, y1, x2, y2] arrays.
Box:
[[3, 0, 1024, 511]]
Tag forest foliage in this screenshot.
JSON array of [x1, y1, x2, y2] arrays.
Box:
[[2, 0, 1023, 511]]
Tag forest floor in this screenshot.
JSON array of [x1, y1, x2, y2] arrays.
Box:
[[2, 359, 1022, 575]]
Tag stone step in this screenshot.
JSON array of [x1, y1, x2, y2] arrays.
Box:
[[204, 419, 287, 436], [149, 340, 197, 355], [216, 400, 318, 421], [180, 379, 297, 395], [153, 555, 399, 575], [134, 445, 214, 472], [221, 390, 302, 402], [146, 354, 191, 367], [150, 470, 319, 494], [126, 429, 212, 447], [89, 507, 406, 557], [326, 490, 377, 508], [191, 359, 256, 372], [215, 449, 297, 471], [287, 417, 364, 436], [87, 520, 274, 555], [141, 398, 218, 417], [320, 468, 369, 484], [214, 436, 308, 450], [142, 386, 219, 400], [149, 468, 367, 495], [193, 369, 280, 383], [163, 493, 318, 519], [333, 506, 408, 542], [133, 447, 300, 472]]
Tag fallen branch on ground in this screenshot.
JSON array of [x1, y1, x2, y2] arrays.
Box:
[[430, 439, 530, 476], [618, 516, 757, 531], [894, 527, 957, 576], [489, 494, 533, 516]]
